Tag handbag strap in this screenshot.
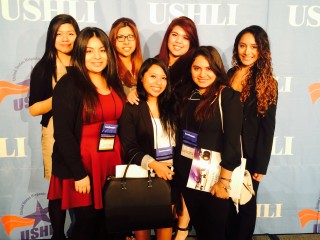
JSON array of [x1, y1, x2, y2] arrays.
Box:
[[121, 152, 153, 189], [218, 88, 244, 158]]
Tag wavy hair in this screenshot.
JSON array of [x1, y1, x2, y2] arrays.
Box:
[[232, 25, 278, 116], [71, 27, 126, 122], [109, 17, 143, 88], [137, 58, 177, 137], [183, 46, 228, 122]]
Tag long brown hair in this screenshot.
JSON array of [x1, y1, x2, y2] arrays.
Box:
[[158, 16, 200, 89], [183, 46, 228, 122], [71, 27, 126, 122], [109, 18, 143, 87], [232, 25, 278, 116], [158, 16, 199, 65]]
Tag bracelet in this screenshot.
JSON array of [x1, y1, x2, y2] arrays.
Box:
[[218, 180, 231, 193], [220, 177, 231, 182]]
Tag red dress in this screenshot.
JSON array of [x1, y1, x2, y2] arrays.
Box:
[[48, 91, 123, 210]]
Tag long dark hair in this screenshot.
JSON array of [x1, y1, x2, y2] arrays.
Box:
[[158, 16, 200, 88], [232, 25, 277, 116], [183, 46, 228, 122], [109, 17, 143, 87], [71, 27, 126, 122], [33, 14, 80, 82], [137, 58, 177, 138]]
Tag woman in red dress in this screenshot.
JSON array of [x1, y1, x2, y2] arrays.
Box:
[[47, 27, 126, 240]]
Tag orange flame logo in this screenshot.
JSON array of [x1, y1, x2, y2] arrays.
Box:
[[308, 83, 320, 104], [298, 209, 320, 228], [0, 215, 35, 235], [0, 80, 29, 104]]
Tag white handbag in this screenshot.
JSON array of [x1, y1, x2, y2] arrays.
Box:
[[219, 88, 255, 209]]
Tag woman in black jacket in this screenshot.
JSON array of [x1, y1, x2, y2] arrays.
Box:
[[28, 14, 79, 239], [226, 25, 278, 240], [119, 58, 177, 240], [174, 46, 243, 240], [48, 27, 126, 240]]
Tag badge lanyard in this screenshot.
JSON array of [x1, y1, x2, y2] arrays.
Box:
[[181, 89, 203, 159], [183, 88, 218, 149], [147, 103, 174, 163], [98, 91, 118, 152], [181, 89, 217, 159]]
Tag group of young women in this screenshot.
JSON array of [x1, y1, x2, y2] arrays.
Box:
[[29, 13, 278, 240]]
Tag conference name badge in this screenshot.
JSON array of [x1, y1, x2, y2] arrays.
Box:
[[98, 123, 118, 151], [181, 130, 198, 159], [155, 146, 174, 162]]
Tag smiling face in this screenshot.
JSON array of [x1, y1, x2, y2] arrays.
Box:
[[238, 32, 259, 67], [167, 25, 190, 65], [115, 26, 136, 58], [85, 36, 108, 76], [191, 55, 217, 94], [142, 64, 167, 101], [55, 23, 77, 56]]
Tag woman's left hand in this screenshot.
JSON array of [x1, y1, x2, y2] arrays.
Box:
[[75, 176, 91, 194], [211, 181, 230, 199], [127, 88, 140, 105], [252, 173, 264, 182], [148, 160, 174, 180]]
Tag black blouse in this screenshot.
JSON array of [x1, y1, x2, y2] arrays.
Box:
[[174, 87, 243, 187]]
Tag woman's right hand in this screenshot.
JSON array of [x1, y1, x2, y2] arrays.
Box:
[[127, 88, 140, 105], [75, 176, 91, 194], [211, 180, 230, 200]]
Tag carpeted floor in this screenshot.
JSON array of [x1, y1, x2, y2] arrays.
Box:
[[183, 234, 320, 240], [253, 234, 320, 240]]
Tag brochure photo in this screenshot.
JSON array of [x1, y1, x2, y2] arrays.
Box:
[[187, 147, 221, 192]]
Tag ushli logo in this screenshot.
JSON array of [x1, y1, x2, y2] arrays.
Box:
[[298, 197, 320, 233], [298, 209, 320, 233], [0, 57, 38, 110], [0, 193, 52, 239], [0, 80, 29, 104]]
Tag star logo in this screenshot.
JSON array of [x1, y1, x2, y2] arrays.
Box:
[[23, 201, 50, 228]]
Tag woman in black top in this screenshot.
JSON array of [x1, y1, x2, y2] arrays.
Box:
[[226, 25, 278, 240], [28, 14, 79, 240], [49, 27, 126, 240], [29, 14, 79, 180], [119, 58, 177, 240], [174, 46, 243, 240]]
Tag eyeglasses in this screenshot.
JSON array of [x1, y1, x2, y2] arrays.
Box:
[[116, 34, 135, 42]]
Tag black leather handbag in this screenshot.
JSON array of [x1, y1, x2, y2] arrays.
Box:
[[103, 158, 173, 232]]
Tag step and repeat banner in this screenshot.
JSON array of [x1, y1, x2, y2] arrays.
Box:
[[1, 0, 320, 239]]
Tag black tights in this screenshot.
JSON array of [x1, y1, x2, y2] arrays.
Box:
[[72, 205, 108, 240], [48, 199, 66, 240], [49, 200, 124, 240]]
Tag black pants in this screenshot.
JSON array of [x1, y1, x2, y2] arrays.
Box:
[[183, 187, 230, 240], [226, 179, 260, 240], [49, 199, 67, 240]]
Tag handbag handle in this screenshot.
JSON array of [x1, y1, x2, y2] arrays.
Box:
[[121, 152, 153, 190]]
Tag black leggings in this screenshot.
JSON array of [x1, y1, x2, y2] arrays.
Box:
[[183, 187, 230, 240], [48, 199, 66, 240], [72, 205, 106, 240], [227, 179, 260, 240]]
